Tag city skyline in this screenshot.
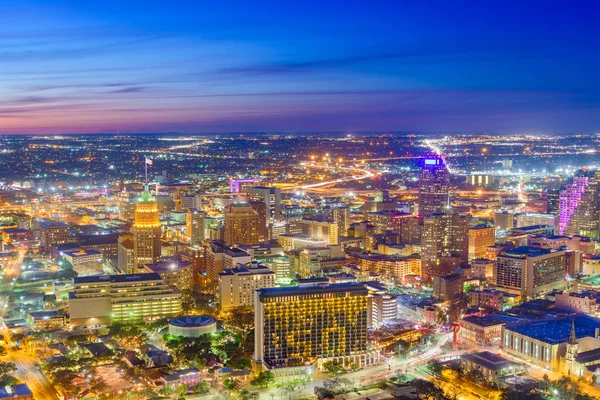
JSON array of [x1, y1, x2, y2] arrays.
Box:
[[2, 0, 600, 134]]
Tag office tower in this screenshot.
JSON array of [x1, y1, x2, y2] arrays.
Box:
[[186, 208, 205, 246], [421, 211, 468, 279], [418, 157, 450, 217], [400, 216, 422, 244], [493, 211, 515, 231], [495, 246, 566, 298], [133, 190, 162, 267], [468, 224, 496, 260], [433, 272, 465, 301], [218, 261, 275, 309], [119, 189, 137, 221], [39, 221, 68, 249], [69, 273, 182, 326], [117, 234, 135, 274], [224, 203, 260, 245], [559, 173, 600, 238], [332, 206, 350, 237], [249, 201, 269, 242], [300, 218, 339, 245], [254, 282, 379, 371], [547, 188, 561, 215], [245, 186, 281, 223]]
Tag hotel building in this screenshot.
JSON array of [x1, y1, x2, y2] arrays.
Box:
[[254, 282, 379, 371]]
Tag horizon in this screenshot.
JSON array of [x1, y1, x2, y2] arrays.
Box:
[[2, 0, 599, 134]]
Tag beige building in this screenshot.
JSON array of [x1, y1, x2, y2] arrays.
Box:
[[61, 249, 104, 276], [142, 260, 194, 292], [459, 315, 506, 346], [495, 246, 566, 298], [470, 258, 495, 280], [69, 272, 182, 326], [468, 225, 496, 260], [186, 208, 205, 246], [353, 253, 421, 283], [205, 241, 252, 283], [39, 221, 69, 249], [218, 262, 275, 309], [298, 245, 346, 278], [300, 218, 339, 245], [117, 234, 135, 274]]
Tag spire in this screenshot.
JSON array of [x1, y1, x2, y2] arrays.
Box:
[[569, 320, 577, 345]]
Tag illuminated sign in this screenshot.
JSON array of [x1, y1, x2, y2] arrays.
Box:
[[424, 159, 439, 165]]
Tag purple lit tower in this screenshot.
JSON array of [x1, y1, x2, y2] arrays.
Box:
[[558, 176, 589, 235]]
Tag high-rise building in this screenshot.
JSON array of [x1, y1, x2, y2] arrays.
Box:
[[493, 211, 514, 231], [421, 211, 468, 279], [559, 173, 600, 238], [468, 225, 496, 260], [133, 190, 162, 267], [418, 157, 450, 217], [254, 282, 379, 371], [205, 240, 252, 284], [119, 189, 137, 221], [186, 208, 205, 246], [245, 186, 281, 223], [39, 221, 69, 249], [249, 201, 269, 242], [300, 218, 339, 245], [69, 273, 182, 326], [547, 188, 561, 215], [332, 206, 350, 237], [218, 261, 275, 309], [366, 210, 412, 235], [495, 246, 566, 298], [117, 234, 135, 274], [224, 203, 260, 245]]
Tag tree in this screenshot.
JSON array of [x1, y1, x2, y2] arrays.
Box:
[[411, 379, 448, 400], [322, 360, 344, 375], [441, 369, 464, 400], [427, 359, 443, 376], [89, 376, 108, 394], [250, 371, 275, 388], [323, 377, 341, 392], [224, 377, 240, 391], [226, 307, 255, 351], [0, 362, 17, 386], [314, 386, 335, 400]]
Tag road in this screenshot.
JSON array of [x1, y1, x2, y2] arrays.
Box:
[[2, 349, 59, 400]]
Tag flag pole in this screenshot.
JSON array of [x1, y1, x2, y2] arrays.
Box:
[[145, 157, 148, 188]]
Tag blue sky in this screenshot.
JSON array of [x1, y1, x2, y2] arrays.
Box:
[[1, 0, 599, 133]]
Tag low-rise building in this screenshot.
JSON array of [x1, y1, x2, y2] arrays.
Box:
[[459, 315, 507, 346], [0, 384, 33, 400], [555, 291, 598, 315], [26, 310, 65, 331], [461, 351, 519, 383], [469, 289, 504, 311]]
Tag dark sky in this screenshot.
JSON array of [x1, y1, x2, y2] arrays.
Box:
[[1, 0, 599, 134]]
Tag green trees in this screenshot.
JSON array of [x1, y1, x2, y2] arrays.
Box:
[[322, 360, 344, 375], [250, 371, 275, 388], [0, 362, 17, 386], [411, 379, 448, 400]]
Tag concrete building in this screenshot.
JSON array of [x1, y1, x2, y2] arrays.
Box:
[[421, 211, 468, 279], [69, 273, 182, 326], [205, 240, 252, 284], [254, 282, 379, 371], [433, 272, 464, 301], [297, 245, 346, 278], [493, 211, 514, 231], [468, 225, 496, 260], [332, 206, 350, 237], [470, 258, 495, 280], [218, 261, 275, 308], [461, 351, 518, 384], [39, 221, 69, 249], [186, 208, 205, 246], [555, 291, 598, 315], [495, 246, 566, 298], [117, 234, 135, 274], [300, 218, 339, 245], [143, 260, 194, 292], [516, 213, 557, 232], [469, 288, 504, 311], [61, 248, 104, 276], [224, 203, 260, 245], [353, 253, 421, 283], [459, 315, 507, 346], [245, 186, 281, 223]]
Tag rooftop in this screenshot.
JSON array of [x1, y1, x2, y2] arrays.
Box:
[[74, 272, 163, 284], [0, 384, 32, 398], [505, 315, 600, 344], [461, 351, 516, 372], [258, 282, 368, 300]]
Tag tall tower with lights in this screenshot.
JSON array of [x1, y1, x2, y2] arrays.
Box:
[[418, 157, 450, 217], [133, 190, 161, 267]]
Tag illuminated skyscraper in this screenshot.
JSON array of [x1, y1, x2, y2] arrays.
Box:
[[118, 188, 136, 221], [418, 157, 450, 217], [133, 190, 161, 267], [186, 208, 205, 246], [559, 173, 600, 238], [332, 206, 350, 237], [421, 211, 468, 279], [224, 203, 260, 245]]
